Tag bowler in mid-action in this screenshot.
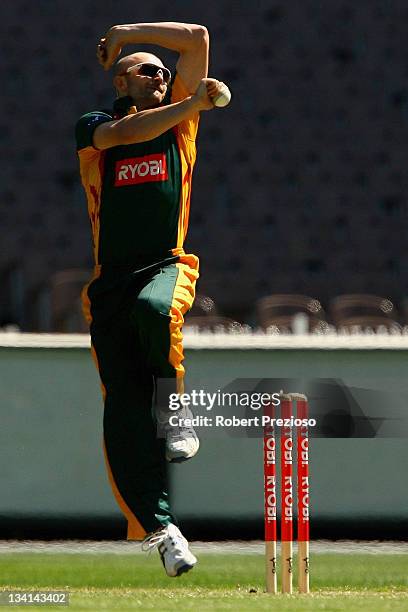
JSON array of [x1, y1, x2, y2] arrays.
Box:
[[75, 21, 225, 576]]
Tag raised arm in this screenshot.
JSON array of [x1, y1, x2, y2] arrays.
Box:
[[98, 22, 209, 92], [93, 79, 221, 150]]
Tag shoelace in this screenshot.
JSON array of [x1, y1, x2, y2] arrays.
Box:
[[157, 421, 197, 444], [141, 528, 168, 552]]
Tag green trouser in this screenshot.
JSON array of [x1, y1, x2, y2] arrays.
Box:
[[87, 259, 185, 538]]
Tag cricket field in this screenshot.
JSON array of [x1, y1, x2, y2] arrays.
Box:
[[0, 541, 407, 610]]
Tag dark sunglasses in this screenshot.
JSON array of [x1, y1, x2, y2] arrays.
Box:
[[122, 62, 172, 84]]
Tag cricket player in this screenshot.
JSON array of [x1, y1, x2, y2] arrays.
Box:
[[75, 22, 225, 577]]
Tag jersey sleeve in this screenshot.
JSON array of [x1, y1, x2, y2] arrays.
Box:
[[75, 111, 112, 151], [170, 73, 200, 145]]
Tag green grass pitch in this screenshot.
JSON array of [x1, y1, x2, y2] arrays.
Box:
[[0, 551, 407, 610]]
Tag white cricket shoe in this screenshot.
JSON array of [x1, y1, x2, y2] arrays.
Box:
[[142, 523, 197, 577], [156, 405, 200, 462], [165, 425, 200, 462]]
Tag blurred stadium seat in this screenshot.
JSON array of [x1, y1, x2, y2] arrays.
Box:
[[188, 294, 219, 317], [330, 294, 401, 332], [184, 293, 244, 331], [27, 282, 52, 332], [256, 294, 327, 333], [183, 315, 243, 332], [49, 269, 91, 333]]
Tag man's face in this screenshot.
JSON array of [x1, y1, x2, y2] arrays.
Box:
[[116, 55, 170, 110]]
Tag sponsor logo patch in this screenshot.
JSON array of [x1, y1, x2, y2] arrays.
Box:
[[115, 154, 168, 186]]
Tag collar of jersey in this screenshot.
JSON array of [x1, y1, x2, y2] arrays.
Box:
[[113, 96, 135, 118]]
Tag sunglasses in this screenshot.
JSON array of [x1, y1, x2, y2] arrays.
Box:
[[121, 63, 172, 84]]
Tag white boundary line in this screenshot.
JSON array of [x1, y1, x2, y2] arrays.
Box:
[[0, 540, 406, 555], [1, 332, 408, 350]]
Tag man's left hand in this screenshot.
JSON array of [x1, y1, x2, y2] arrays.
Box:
[[97, 26, 127, 70]]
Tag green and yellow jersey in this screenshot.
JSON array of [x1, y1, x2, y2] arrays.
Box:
[[75, 74, 199, 268]]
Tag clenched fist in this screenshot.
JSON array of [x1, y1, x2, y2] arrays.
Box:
[[192, 79, 225, 111], [97, 26, 129, 70]]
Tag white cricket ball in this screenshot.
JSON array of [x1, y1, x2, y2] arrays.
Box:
[[212, 83, 232, 107]]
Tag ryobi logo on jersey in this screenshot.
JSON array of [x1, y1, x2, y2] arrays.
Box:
[[115, 154, 168, 186]]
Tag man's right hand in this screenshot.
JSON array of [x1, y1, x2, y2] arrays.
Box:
[[192, 79, 223, 111]]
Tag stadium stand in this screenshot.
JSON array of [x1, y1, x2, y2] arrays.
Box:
[[2, 1, 408, 330]]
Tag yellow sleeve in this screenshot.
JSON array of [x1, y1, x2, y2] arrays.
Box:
[[171, 73, 200, 144]]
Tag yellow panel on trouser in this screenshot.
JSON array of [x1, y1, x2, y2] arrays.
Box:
[[168, 253, 200, 393], [92, 348, 146, 541], [103, 443, 147, 541], [82, 267, 145, 540]]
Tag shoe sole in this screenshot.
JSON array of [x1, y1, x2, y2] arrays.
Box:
[[175, 562, 196, 577], [166, 453, 197, 463]]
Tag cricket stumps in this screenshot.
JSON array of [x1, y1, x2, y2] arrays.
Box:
[[263, 392, 310, 594]]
